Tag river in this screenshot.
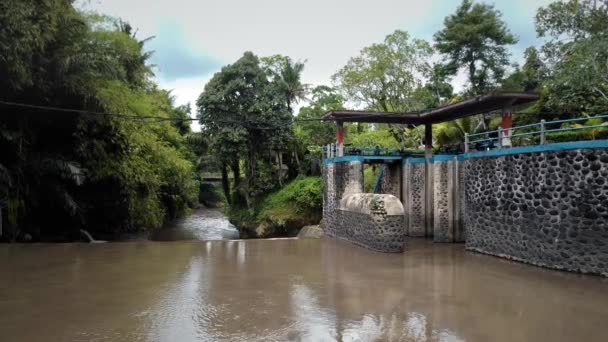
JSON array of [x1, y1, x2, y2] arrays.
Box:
[[1, 209, 608, 341]]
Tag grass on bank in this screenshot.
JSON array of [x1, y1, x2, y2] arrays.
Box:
[[226, 176, 322, 236]]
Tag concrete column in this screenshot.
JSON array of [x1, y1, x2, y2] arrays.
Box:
[[336, 121, 344, 157], [377, 162, 402, 199], [433, 156, 465, 243], [501, 106, 513, 148], [424, 123, 434, 237]]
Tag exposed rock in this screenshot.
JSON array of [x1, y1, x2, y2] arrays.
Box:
[[297, 225, 324, 239]]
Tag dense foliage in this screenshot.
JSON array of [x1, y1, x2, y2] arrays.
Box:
[[434, 0, 517, 95], [0, 0, 198, 241], [197, 52, 293, 209], [3, 0, 607, 241], [226, 177, 322, 237]]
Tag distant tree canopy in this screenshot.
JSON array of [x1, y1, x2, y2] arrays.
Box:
[[434, 0, 518, 95], [332, 30, 434, 112], [0, 0, 198, 241], [534, 0, 608, 116]]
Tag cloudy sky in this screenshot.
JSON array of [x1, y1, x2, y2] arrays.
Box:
[[79, 0, 554, 127]]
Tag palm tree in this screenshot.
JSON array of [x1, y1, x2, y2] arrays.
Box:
[[279, 59, 309, 111], [435, 116, 477, 147]]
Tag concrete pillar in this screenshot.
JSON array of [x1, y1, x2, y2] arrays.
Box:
[[424, 123, 434, 237], [501, 106, 513, 148], [403, 158, 427, 237], [376, 162, 402, 200], [336, 121, 344, 157], [432, 156, 466, 243], [454, 157, 465, 242]]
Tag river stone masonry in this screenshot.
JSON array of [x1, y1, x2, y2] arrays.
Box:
[[465, 148, 608, 276], [323, 160, 405, 252], [403, 160, 426, 237]]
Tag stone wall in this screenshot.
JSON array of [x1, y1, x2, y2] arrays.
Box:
[[323, 160, 405, 252], [377, 162, 402, 199], [464, 149, 608, 276], [337, 193, 405, 252], [322, 161, 364, 238]]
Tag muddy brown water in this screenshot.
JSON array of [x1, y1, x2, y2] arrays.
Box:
[[1, 211, 608, 341]]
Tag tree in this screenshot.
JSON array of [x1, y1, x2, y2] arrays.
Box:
[[535, 0, 608, 115], [197, 52, 293, 209], [435, 117, 478, 147], [0, 1, 199, 241], [332, 30, 433, 112], [434, 0, 518, 95], [261, 55, 309, 112], [536, 0, 608, 41], [423, 63, 454, 108], [500, 47, 546, 93], [294, 86, 343, 174]]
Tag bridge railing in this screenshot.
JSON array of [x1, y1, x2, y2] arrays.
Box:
[[322, 145, 426, 160], [464, 114, 608, 152]]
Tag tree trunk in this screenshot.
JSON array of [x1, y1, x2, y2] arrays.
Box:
[[469, 60, 477, 93], [293, 150, 301, 175], [231, 160, 241, 189], [221, 163, 231, 205], [245, 148, 256, 211], [278, 152, 283, 187]]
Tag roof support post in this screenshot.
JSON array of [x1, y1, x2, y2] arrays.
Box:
[[497, 126, 503, 149], [501, 104, 514, 148], [336, 121, 344, 157], [424, 123, 434, 237], [540, 119, 546, 145], [424, 123, 433, 156]]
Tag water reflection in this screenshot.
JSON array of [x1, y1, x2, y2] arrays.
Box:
[[1, 239, 607, 341]]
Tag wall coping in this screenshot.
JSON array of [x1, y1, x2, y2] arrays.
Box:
[[322, 155, 402, 165], [323, 140, 608, 164]]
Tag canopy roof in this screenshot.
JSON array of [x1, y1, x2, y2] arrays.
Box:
[[322, 92, 539, 125]]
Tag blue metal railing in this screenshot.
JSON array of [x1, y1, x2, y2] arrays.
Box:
[[465, 114, 608, 152]]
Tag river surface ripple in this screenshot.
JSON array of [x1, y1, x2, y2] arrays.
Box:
[[150, 207, 239, 241], [1, 211, 608, 341]]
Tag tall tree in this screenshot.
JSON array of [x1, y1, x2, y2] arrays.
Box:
[[0, 2, 199, 241], [434, 0, 518, 95], [261, 55, 309, 112], [198, 52, 292, 209]]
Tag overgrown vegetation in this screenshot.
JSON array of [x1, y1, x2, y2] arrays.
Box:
[[226, 177, 322, 238], [0, 1, 199, 241], [2, 0, 607, 241]]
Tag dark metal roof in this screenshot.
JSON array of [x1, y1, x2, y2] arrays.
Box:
[[322, 92, 539, 125]]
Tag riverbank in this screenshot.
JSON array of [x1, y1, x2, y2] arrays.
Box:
[[226, 177, 322, 238], [1, 238, 607, 341]]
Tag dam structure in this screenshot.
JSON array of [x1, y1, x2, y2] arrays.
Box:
[[321, 92, 608, 277]]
